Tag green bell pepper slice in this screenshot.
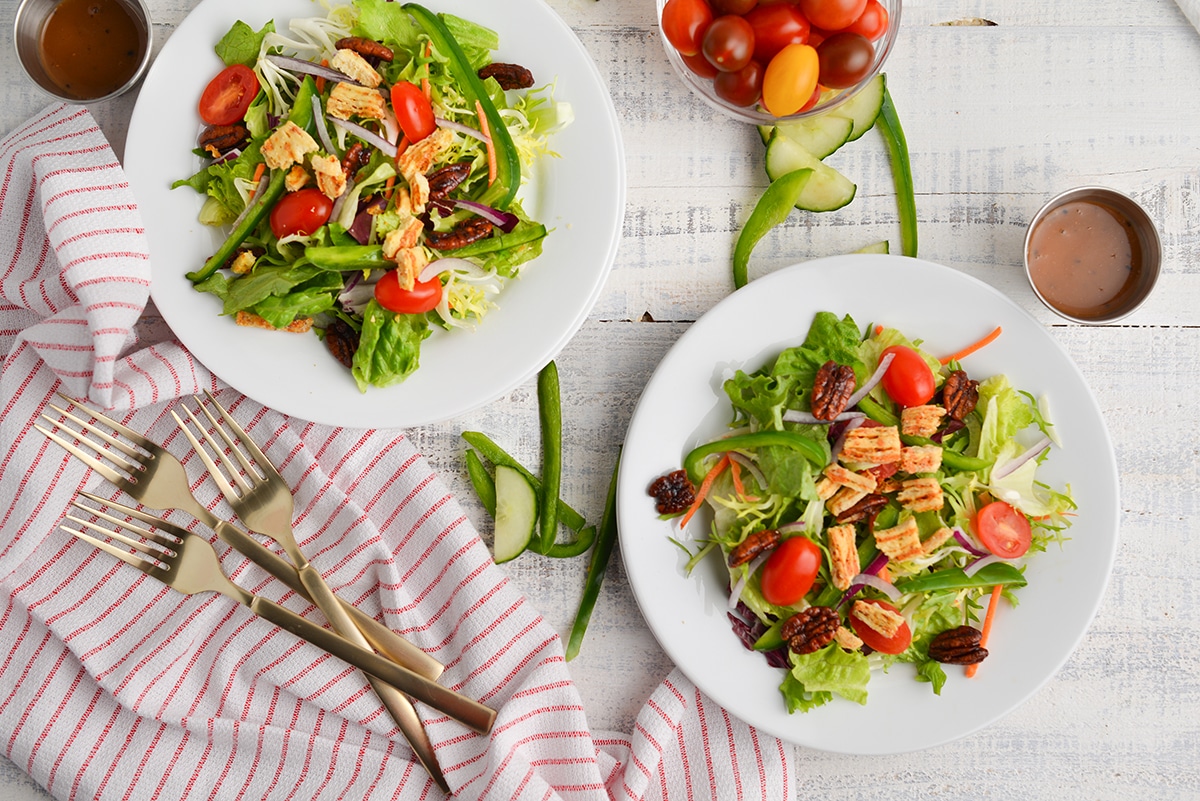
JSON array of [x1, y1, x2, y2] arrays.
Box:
[[683, 430, 827, 485], [893, 562, 1026, 595]]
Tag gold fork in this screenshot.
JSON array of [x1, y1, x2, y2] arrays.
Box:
[[34, 393, 442, 682], [60, 493, 496, 739]]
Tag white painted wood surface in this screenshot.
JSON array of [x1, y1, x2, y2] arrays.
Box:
[[3, 0, 1199, 797]]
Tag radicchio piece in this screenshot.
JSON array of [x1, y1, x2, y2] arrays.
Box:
[[727, 602, 790, 669], [348, 194, 388, 244]]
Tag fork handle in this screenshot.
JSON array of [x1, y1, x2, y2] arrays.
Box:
[[246, 594, 497, 734], [209, 519, 444, 680]]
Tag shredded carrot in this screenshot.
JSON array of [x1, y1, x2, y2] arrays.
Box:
[[679, 455, 729, 530], [966, 584, 1003, 678], [475, 100, 497, 186], [383, 174, 395, 200], [730, 459, 747, 498], [874, 324, 884, 336], [941, 326, 1002, 365], [316, 58, 329, 94], [252, 162, 266, 184], [422, 42, 432, 99]]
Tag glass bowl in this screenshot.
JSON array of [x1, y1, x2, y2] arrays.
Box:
[[656, 0, 901, 124]]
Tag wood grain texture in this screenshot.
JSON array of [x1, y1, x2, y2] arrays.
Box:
[[2, 0, 1199, 798]]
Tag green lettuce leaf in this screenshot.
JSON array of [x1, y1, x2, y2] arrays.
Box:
[[352, 300, 431, 390], [785, 645, 871, 707], [353, 0, 421, 51], [215, 20, 274, 67]]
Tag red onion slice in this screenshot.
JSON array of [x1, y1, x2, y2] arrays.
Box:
[[230, 175, 269, 230], [781, 410, 867, 425], [266, 54, 357, 85], [212, 147, 242, 165], [830, 416, 865, 463], [331, 118, 397, 158], [453, 199, 519, 233], [311, 95, 337, 156], [847, 572, 901, 601], [964, 554, 1005, 577], [435, 117, 491, 144], [417, 257, 479, 284], [837, 553, 890, 609], [991, 435, 1052, 480], [845, 352, 896, 409], [952, 527, 990, 557], [728, 551, 772, 609]]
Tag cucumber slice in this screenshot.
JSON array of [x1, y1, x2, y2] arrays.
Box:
[[771, 114, 854, 160], [757, 124, 772, 146], [837, 74, 885, 142], [493, 464, 537, 563], [855, 240, 890, 254], [764, 131, 856, 212]]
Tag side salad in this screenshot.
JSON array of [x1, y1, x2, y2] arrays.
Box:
[[174, 0, 572, 391], [648, 312, 1075, 713]]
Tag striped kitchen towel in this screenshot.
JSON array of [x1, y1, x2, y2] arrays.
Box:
[[0, 105, 794, 800]]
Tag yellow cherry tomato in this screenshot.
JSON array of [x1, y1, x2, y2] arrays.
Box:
[[761, 43, 819, 117]]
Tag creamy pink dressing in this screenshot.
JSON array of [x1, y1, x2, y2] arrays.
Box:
[[1026, 200, 1143, 320]]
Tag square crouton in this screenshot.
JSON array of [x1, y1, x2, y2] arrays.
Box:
[[896, 477, 944, 513], [834, 626, 863, 651], [330, 48, 382, 88], [285, 164, 310, 192], [397, 127, 454, 177], [826, 486, 868, 517], [921, 526, 955, 554], [840, 425, 901, 466], [814, 477, 838, 501], [261, 121, 318, 171], [824, 463, 877, 494], [900, 405, 945, 438], [827, 524, 859, 591], [310, 154, 347, 199], [381, 216, 425, 257], [326, 82, 387, 120], [901, 445, 943, 475], [873, 517, 924, 561], [852, 599, 906, 638], [388, 247, 430, 291]]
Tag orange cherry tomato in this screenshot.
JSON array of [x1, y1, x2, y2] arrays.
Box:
[[761, 43, 819, 116]]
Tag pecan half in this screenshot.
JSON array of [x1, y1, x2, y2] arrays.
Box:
[[340, 142, 371, 181], [835, 492, 888, 525], [928, 625, 988, 665], [427, 162, 471, 200], [478, 62, 535, 90], [648, 470, 695, 515], [728, 529, 780, 568], [426, 217, 494, 251], [324, 318, 360, 369], [198, 123, 249, 155], [942, 370, 980, 421], [811, 361, 856, 421], [335, 36, 393, 62], [781, 607, 840, 655]]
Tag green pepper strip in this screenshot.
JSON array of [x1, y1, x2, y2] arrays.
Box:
[[304, 246, 391, 271], [753, 621, 784, 652], [450, 223, 547, 258], [187, 77, 318, 283], [683, 430, 827, 486], [565, 450, 621, 660], [732, 168, 812, 289], [856, 396, 993, 473], [876, 75, 917, 258], [536, 361, 562, 553], [403, 3, 521, 210], [893, 562, 1026, 595]]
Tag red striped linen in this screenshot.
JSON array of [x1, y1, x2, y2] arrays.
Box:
[[0, 105, 794, 800]]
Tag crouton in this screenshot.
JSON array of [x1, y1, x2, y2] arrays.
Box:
[[900, 405, 945, 438], [840, 425, 902, 465], [261, 121, 318, 171], [873, 517, 924, 561], [896, 477, 945, 513], [234, 311, 313, 333], [901, 445, 943, 475]]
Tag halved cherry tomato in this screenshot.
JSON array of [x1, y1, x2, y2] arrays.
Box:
[[849, 598, 912, 654], [816, 32, 874, 88], [269, 188, 333, 239], [879, 344, 936, 407], [391, 82, 436, 142], [374, 269, 443, 314], [702, 15, 756, 72], [761, 43, 819, 117], [798, 0, 867, 32], [974, 500, 1032, 559], [662, 0, 715, 57], [199, 64, 259, 126], [713, 59, 764, 106], [744, 3, 810, 63], [843, 0, 888, 41], [759, 535, 821, 606]]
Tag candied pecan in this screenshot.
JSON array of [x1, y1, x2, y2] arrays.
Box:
[[835, 492, 888, 525], [478, 62, 535, 90], [324, 318, 360, 369], [335, 36, 394, 62], [426, 217, 494, 251], [728, 529, 780, 568], [341, 142, 371, 181], [648, 470, 694, 515], [811, 361, 856, 421], [928, 625, 988, 665], [198, 123, 249, 154], [942, 370, 980, 421], [427, 162, 472, 200], [781, 607, 840, 655]]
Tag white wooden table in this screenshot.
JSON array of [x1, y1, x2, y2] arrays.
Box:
[[3, 0, 1199, 797]]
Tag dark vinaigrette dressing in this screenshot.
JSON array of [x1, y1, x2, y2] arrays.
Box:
[[38, 0, 144, 100]]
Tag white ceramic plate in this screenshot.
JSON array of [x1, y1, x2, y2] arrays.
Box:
[[617, 255, 1119, 754], [125, 0, 624, 429]]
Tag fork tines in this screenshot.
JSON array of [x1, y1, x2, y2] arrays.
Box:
[[62, 492, 183, 574], [173, 393, 264, 501]]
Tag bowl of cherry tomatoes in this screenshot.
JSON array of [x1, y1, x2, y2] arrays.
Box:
[[657, 0, 899, 123]]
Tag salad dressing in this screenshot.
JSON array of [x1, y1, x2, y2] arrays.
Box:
[[1025, 200, 1143, 321], [38, 0, 145, 100]]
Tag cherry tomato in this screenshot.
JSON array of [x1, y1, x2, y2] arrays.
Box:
[[744, 3, 811, 63], [816, 32, 875, 88], [761, 43, 819, 117], [390, 82, 436, 142], [798, 0, 867, 31], [374, 269, 444, 314], [199, 65, 259, 126], [974, 501, 1032, 559], [713, 59, 764, 106], [702, 15, 756, 72], [759, 535, 821, 607], [269, 188, 333, 239], [879, 345, 936, 407], [681, 50, 720, 79], [850, 599, 912, 654], [662, 0, 715, 57], [712, 0, 758, 13], [843, 0, 888, 41]]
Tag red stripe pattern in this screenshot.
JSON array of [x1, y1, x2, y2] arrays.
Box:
[[0, 106, 794, 799]]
